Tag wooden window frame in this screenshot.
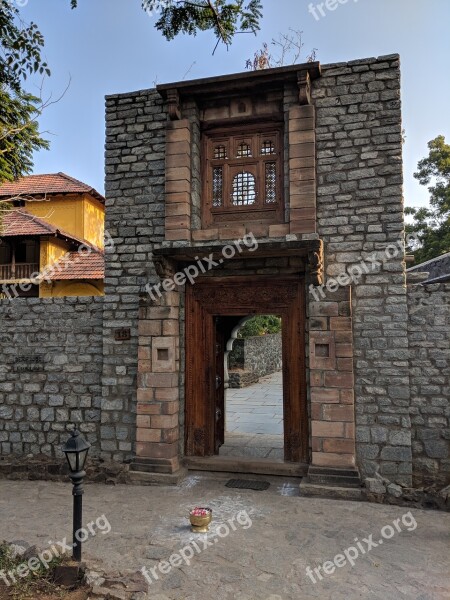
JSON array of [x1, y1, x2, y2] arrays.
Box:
[[202, 123, 284, 227]]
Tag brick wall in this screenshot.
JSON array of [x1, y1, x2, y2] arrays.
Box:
[[408, 281, 450, 486], [0, 297, 103, 457]]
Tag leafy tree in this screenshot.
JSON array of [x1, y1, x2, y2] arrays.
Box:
[[72, 1, 263, 49], [406, 136, 450, 263], [238, 315, 281, 338], [1, 0, 263, 185], [0, 88, 49, 183], [0, 1, 51, 183]]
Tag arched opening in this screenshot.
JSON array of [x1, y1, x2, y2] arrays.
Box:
[[220, 314, 284, 460]]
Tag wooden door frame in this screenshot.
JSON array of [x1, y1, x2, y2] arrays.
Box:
[[185, 276, 308, 463]]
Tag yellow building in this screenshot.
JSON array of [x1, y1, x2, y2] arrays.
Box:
[[0, 173, 105, 298]]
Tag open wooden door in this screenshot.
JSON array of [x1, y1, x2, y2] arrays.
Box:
[[185, 277, 307, 464], [214, 318, 225, 453]]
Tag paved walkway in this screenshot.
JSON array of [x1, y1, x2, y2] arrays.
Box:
[[221, 371, 284, 459], [226, 371, 283, 435], [0, 478, 448, 599]]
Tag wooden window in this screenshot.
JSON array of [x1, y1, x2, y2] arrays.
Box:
[[202, 125, 284, 226]]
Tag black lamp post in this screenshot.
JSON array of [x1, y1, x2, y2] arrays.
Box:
[[62, 429, 91, 562]]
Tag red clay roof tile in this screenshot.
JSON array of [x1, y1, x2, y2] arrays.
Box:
[[0, 172, 104, 203], [42, 250, 104, 281], [1, 209, 94, 247]]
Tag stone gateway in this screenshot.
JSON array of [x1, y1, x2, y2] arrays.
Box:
[[0, 55, 448, 497]]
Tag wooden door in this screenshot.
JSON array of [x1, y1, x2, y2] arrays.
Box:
[[214, 319, 225, 453], [185, 278, 307, 463]]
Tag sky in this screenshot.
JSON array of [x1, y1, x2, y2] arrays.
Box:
[[21, 0, 450, 209]]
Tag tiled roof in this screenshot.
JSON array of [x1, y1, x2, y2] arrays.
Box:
[[42, 249, 104, 281], [1, 210, 87, 245], [1, 209, 56, 236], [0, 172, 105, 203], [40, 250, 104, 281]]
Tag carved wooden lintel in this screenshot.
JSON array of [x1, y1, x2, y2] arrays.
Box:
[[308, 241, 324, 286], [166, 88, 181, 120], [297, 70, 311, 106]]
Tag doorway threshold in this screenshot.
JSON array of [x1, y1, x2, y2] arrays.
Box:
[[184, 456, 308, 477]]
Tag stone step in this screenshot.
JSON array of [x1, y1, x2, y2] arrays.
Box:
[[184, 456, 308, 477], [307, 466, 361, 488], [299, 481, 363, 501], [307, 474, 361, 488], [128, 469, 187, 486], [308, 466, 359, 478]]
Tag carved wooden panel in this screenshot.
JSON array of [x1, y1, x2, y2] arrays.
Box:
[[192, 280, 298, 310]]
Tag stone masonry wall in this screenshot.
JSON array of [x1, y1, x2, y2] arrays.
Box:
[[313, 54, 410, 484], [229, 333, 282, 380], [103, 89, 167, 461], [408, 281, 450, 487], [0, 297, 103, 457]]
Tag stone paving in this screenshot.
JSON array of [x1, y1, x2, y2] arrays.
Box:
[[226, 371, 283, 435], [0, 477, 449, 599], [220, 371, 284, 459]]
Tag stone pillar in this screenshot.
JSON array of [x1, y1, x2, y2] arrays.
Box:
[[288, 104, 317, 235], [165, 120, 192, 242], [136, 290, 181, 473], [309, 286, 356, 468]]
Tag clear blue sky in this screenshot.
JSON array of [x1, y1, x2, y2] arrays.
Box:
[[23, 0, 450, 209]]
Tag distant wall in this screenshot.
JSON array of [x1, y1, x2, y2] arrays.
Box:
[[408, 282, 450, 486], [0, 297, 103, 457], [229, 333, 282, 382]]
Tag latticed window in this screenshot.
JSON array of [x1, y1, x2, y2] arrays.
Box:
[[232, 172, 256, 206], [203, 126, 283, 225]]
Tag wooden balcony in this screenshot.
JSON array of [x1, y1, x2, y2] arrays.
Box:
[[0, 263, 40, 281]]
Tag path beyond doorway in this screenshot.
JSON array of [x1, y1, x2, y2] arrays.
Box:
[[220, 371, 284, 459]]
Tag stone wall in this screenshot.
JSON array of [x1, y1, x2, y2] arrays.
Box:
[[407, 281, 450, 486], [0, 297, 103, 457], [229, 333, 282, 382], [103, 88, 168, 462], [313, 54, 410, 484]]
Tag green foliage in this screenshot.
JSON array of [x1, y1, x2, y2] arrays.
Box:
[[72, 1, 263, 47], [0, 2, 50, 93], [0, 88, 49, 182], [238, 315, 281, 338], [0, 1, 51, 184], [414, 135, 450, 215], [144, 0, 262, 47], [406, 136, 450, 263]]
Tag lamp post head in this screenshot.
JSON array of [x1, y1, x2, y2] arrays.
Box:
[[62, 428, 91, 474]]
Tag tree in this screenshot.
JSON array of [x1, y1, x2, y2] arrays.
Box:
[[0, 89, 49, 183], [238, 315, 281, 338], [406, 136, 450, 263], [73, 1, 263, 50], [0, 1, 51, 184], [1, 0, 263, 187]]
